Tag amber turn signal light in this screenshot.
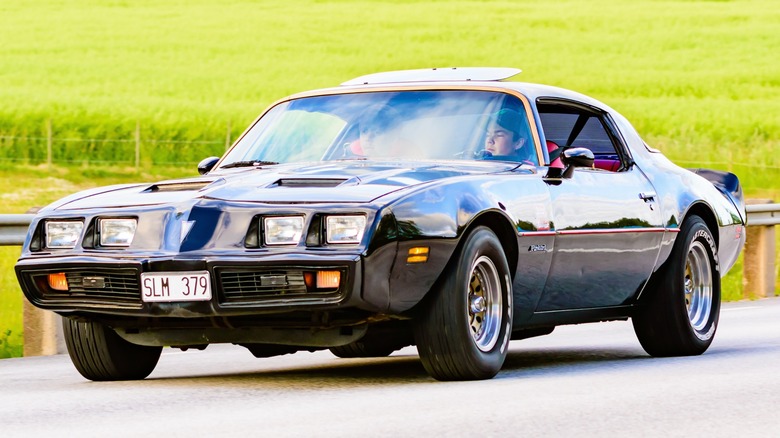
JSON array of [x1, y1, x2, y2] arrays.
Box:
[[407, 246, 429, 263], [304, 271, 315, 289], [316, 271, 341, 289], [48, 273, 69, 291], [303, 270, 341, 291]]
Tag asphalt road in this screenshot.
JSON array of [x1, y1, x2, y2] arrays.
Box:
[[2, 299, 779, 437]]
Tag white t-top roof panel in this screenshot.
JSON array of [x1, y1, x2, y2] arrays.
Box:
[[341, 67, 521, 86]]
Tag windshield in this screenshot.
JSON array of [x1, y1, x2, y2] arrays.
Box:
[[220, 90, 538, 167]]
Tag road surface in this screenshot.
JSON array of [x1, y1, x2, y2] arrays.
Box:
[[1, 299, 779, 437]]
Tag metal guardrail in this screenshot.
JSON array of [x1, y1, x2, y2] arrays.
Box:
[[0, 214, 35, 246], [0, 205, 778, 246], [746, 203, 780, 226]]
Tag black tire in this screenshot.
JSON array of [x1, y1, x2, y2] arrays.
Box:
[[413, 226, 513, 381], [633, 216, 721, 356], [63, 317, 162, 381], [330, 341, 397, 358]]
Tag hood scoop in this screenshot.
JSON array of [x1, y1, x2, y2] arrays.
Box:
[[144, 181, 216, 192], [269, 178, 353, 188]]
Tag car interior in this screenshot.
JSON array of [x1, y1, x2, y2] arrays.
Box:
[[537, 100, 627, 172]]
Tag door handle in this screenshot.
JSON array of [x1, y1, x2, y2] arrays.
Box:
[[639, 192, 656, 202]]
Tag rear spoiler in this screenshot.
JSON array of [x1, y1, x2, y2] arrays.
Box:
[[687, 168, 746, 221]]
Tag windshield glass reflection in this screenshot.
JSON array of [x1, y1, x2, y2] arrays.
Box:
[[220, 90, 537, 167]]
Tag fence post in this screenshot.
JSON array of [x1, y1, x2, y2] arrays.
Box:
[[226, 121, 232, 151], [23, 303, 65, 356], [135, 121, 141, 170], [46, 118, 52, 169], [743, 199, 777, 299]]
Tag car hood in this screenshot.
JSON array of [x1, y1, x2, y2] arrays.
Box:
[[53, 160, 525, 210]]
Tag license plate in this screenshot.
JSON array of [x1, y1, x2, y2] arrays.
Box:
[[140, 271, 212, 303]]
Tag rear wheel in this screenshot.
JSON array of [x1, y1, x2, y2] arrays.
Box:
[[413, 226, 512, 381], [633, 216, 720, 356], [63, 318, 162, 381]]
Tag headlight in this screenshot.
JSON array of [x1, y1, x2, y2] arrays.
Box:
[[99, 218, 137, 247], [45, 221, 84, 248], [264, 216, 304, 245], [326, 215, 366, 244]]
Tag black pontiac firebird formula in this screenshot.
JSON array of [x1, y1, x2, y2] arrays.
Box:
[[16, 68, 746, 381]]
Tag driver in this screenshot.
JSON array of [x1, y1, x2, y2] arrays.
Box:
[[482, 108, 534, 162]]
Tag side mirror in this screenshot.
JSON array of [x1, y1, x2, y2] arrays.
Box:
[[561, 147, 594, 178], [197, 156, 220, 175], [561, 147, 595, 168]]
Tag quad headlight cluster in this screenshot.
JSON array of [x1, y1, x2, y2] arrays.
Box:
[[42, 213, 367, 249], [43, 218, 137, 249], [260, 214, 366, 246]]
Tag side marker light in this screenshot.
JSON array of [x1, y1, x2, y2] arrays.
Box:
[[407, 246, 429, 263]]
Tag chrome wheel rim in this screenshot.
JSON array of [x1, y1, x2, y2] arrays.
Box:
[[467, 255, 502, 352], [685, 241, 713, 337]]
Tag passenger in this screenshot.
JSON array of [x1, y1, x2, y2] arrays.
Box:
[[349, 105, 414, 158], [482, 108, 534, 162]]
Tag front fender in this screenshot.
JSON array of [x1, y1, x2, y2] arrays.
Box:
[[379, 175, 553, 314]]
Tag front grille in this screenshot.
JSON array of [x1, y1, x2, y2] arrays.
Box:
[[37, 268, 141, 306], [218, 268, 342, 305]]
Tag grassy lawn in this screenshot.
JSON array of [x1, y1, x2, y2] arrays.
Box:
[[1, 1, 779, 165], [1, 0, 779, 357], [0, 247, 23, 358]]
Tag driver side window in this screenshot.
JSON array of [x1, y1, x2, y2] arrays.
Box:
[[537, 101, 625, 172]]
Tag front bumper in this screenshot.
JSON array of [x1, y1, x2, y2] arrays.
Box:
[[15, 253, 370, 319]]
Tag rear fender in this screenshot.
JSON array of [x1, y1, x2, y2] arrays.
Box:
[[687, 169, 745, 223]]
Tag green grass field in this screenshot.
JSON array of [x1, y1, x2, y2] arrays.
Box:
[[1, 0, 779, 357], [2, 1, 779, 167]]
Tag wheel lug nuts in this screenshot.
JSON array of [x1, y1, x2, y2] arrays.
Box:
[[470, 295, 486, 313]]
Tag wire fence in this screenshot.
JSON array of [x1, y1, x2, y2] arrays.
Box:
[[1, 127, 780, 177], [0, 121, 233, 168]]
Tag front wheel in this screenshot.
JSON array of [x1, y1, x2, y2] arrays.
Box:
[[413, 226, 513, 381], [63, 317, 162, 381], [633, 216, 720, 356]]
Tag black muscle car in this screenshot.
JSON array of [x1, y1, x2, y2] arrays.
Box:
[[15, 68, 746, 381]]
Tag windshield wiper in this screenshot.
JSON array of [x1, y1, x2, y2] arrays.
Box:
[[221, 160, 279, 169]]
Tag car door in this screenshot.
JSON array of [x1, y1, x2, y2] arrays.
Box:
[[535, 101, 664, 311]]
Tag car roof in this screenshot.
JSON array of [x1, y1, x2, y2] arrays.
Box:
[[340, 67, 522, 85], [288, 67, 615, 114]]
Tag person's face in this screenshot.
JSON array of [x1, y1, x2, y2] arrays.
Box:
[[360, 126, 393, 156], [485, 123, 520, 156], [360, 126, 381, 156]]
